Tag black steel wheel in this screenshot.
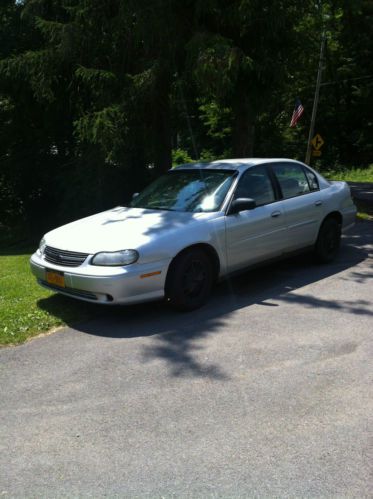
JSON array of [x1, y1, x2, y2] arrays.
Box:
[[166, 248, 214, 311], [314, 217, 341, 263]]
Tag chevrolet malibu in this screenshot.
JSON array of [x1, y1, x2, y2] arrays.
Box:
[[30, 158, 356, 310]]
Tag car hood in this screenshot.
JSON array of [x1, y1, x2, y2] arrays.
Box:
[[44, 206, 212, 254]]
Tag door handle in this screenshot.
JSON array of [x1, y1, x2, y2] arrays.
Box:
[[271, 211, 281, 218], [315, 200, 323, 206]]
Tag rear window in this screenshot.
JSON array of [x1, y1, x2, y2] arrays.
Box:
[[272, 163, 311, 199]]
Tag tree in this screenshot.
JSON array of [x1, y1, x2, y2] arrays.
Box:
[[0, 0, 371, 237]]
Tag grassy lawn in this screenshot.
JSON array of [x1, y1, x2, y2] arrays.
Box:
[[0, 250, 99, 346], [323, 164, 373, 183]]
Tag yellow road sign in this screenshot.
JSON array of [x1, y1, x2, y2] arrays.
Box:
[[311, 133, 324, 150], [312, 150, 322, 157]]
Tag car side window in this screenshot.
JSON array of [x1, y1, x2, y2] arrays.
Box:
[[234, 167, 275, 206], [304, 167, 319, 191], [272, 163, 310, 199]]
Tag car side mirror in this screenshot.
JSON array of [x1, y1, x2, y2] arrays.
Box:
[[229, 197, 256, 214]]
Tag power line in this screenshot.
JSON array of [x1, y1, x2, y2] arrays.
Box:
[[320, 74, 373, 87]]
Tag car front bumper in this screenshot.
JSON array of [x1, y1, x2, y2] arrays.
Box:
[[30, 253, 170, 305]]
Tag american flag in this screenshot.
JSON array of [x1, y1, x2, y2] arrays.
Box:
[[290, 98, 304, 127]]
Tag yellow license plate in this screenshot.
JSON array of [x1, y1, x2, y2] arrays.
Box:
[[46, 270, 65, 288]]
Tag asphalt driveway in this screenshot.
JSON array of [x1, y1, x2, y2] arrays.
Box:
[[1, 221, 372, 497]]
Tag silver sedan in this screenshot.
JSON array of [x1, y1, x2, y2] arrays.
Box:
[[30, 158, 356, 310]]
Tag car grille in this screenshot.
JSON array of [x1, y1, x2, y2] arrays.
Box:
[[40, 280, 98, 301], [43, 246, 89, 267]]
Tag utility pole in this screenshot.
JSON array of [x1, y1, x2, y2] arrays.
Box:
[[305, 30, 326, 165]]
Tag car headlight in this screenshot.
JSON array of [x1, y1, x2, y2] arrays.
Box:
[[91, 249, 139, 266], [37, 237, 46, 256]]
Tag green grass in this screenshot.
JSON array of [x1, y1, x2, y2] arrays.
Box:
[[0, 251, 98, 346], [356, 211, 372, 220], [323, 164, 373, 183]]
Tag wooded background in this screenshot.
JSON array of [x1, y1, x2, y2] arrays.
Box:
[[0, 0, 372, 235]]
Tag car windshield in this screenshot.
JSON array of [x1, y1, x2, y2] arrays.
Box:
[[131, 169, 236, 213]]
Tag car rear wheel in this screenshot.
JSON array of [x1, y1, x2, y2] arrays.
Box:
[[314, 217, 341, 263], [166, 248, 214, 311]]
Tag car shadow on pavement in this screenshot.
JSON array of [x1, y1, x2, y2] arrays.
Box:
[[37, 221, 373, 379]]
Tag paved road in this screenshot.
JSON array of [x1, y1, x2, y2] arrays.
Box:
[[1, 222, 372, 498], [349, 182, 373, 205]]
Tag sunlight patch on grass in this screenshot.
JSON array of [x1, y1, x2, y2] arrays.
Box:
[[357, 212, 373, 221]]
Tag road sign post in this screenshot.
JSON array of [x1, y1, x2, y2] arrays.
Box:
[[305, 31, 326, 165]]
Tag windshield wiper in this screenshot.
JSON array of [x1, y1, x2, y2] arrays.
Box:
[[143, 206, 176, 211]]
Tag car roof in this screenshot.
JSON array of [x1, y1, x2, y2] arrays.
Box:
[[173, 158, 306, 173]]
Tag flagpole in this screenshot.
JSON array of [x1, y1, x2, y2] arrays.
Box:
[[305, 30, 326, 165]]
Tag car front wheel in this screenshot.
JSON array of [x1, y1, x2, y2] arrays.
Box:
[[314, 217, 341, 263], [166, 248, 214, 311]]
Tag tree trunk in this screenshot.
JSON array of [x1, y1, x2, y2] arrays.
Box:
[[232, 92, 255, 157], [153, 66, 172, 172]]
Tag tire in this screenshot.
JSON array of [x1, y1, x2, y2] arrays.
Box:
[[314, 217, 341, 263], [165, 248, 214, 311]]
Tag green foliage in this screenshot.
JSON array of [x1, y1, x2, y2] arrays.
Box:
[[75, 66, 117, 87], [198, 149, 230, 162], [0, 0, 372, 238], [74, 105, 127, 162], [198, 100, 232, 140], [322, 164, 373, 183], [188, 33, 252, 100], [0, 49, 58, 102], [172, 148, 193, 166]]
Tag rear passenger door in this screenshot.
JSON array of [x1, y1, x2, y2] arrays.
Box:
[[270, 162, 324, 251], [225, 166, 288, 271]]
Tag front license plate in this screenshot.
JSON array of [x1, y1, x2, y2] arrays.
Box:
[[46, 270, 65, 288]]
